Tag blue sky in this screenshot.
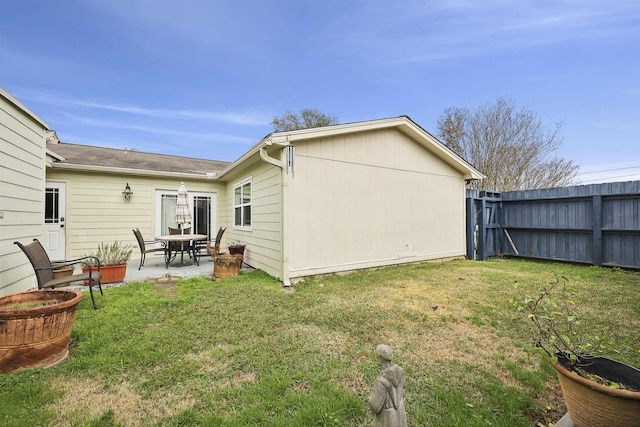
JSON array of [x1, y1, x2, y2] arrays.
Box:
[[2, 0, 639, 183]]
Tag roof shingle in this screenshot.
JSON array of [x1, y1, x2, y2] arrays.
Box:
[[47, 142, 230, 175]]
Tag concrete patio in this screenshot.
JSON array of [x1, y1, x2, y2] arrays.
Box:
[[64, 253, 221, 292]]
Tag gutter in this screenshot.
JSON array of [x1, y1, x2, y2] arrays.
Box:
[[49, 162, 217, 180]]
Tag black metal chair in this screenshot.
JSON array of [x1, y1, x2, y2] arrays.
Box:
[[167, 226, 191, 264], [132, 228, 168, 270], [14, 239, 103, 309]]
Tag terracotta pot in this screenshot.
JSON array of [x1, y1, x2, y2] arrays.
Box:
[[82, 264, 127, 284], [0, 289, 82, 374], [554, 356, 640, 427], [213, 254, 243, 280], [52, 267, 74, 279]]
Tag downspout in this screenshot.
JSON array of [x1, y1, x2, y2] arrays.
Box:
[[259, 144, 292, 287], [260, 146, 282, 168]]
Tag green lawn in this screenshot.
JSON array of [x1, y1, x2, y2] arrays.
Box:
[[2, 259, 639, 426]]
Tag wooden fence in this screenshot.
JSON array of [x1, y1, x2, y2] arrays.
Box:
[[466, 180, 640, 269]]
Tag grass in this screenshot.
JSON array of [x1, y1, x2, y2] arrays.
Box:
[[1, 259, 638, 426]]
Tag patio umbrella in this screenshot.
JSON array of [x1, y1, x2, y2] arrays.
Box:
[[175, 182, 192, 233]]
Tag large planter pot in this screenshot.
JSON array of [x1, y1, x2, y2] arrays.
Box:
[[554, 356, 640, 427], [213, 254, 243, 280], [228, 245, 246, 256], [0, 289, 82, 374], [82, 264, 127, 284]]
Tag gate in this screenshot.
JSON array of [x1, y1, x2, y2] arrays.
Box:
[[466, 190, 502, 260]]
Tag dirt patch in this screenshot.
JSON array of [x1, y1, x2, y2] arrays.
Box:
[[145, 274, 182, 300], [48, 376, 195, 426]]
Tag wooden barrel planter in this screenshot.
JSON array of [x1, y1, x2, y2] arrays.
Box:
[[0, 289, 82, 374], [213, 254, 243, 280]]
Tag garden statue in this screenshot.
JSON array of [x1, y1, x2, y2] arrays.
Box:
[[367, 344, 407, 427]]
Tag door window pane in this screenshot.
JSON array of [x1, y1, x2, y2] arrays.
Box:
[[45, 188, 59, 224]]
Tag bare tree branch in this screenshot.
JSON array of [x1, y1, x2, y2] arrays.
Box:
[[437, 97, 578, 191], [271, 108, 339, 131]]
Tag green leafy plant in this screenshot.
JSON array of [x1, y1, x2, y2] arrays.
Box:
[[51, 262, 76, 270], [514, 276, 607, 370], [84, 241, 133, 266]]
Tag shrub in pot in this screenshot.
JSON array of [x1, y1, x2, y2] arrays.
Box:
[[515, 277, 640, 427], [82, 241, 133, 284], [228, 243, 246, 256], [51, 262, 76, 279]]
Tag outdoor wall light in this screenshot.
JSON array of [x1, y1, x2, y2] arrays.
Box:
[[122, 183, 133, 201]]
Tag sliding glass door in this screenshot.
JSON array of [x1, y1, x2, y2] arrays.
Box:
[[156, 191, 216, 239]]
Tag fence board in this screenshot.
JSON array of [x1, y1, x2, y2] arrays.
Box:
[[466, 180, 640, 269]]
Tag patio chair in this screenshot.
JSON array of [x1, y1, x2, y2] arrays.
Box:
[[168, 226, 191, 263], [203, 226, 227, 257], [132, 228, 168, 270], [14, 239, 103, 310]]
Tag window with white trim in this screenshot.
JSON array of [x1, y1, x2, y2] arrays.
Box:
[[234, 178, 252, 228]]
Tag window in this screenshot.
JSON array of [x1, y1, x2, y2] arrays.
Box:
[[234, 179, 252, 228], [45, 187, 60, 224], [156, 191, 216, 239]]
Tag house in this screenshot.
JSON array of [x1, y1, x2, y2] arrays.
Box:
[[2, 89, 483, 293], [1, 88, 51, 294]]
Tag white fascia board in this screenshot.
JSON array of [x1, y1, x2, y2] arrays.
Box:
[[46, 149, 65, 162], [398, 120, 485, 180], [269, 117, 406, 145], [50, 162, 216, 180], [0, 87, 49, 129], [216, 135, 272, 179]]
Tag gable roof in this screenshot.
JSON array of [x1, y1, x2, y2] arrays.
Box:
[[218, 116, 484, 181], [47, 142, 230, 179], [0, 87, 49, 129], [45, 116, 483, 181]]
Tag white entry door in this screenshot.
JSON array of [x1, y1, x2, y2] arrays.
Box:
[[44, 182, 66, 261]]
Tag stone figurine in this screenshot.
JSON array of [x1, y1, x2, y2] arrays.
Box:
[[367, 344, 407, 427]]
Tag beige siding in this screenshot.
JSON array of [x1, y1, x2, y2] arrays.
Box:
[[45, 169, 224, 259], [0, 94, 48, 294], [287, 128, 467, 278], [219, 158, 283, 279]]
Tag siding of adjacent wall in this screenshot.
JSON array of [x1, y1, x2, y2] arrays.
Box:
[[287, 128, 467, 278], [220, 158, 283, 279], [45, 169, 225, 259], [0, 94, 47, 294]]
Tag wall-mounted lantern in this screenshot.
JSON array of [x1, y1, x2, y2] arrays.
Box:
[[122, 183, 133, 201]]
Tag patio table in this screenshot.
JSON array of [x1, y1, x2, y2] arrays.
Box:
[[156, 234, 207, 267]]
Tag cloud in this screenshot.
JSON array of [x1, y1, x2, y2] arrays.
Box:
[[57, 112, 255, 145], [16, 90, 270, 126], [333, 0, 640, 65]]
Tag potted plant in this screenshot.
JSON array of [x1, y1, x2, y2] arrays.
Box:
[[51, 262, 76, 279], [82, 241, 133, 284], [0, 289, 83, 374], [515, 277, 640, 427], [212, 253, 243, 280], [228, 242, 246, 256]]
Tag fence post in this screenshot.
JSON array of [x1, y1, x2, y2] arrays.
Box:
[[466, 196, 476, 260], [478, 197, 486, 260], [592, 194, 602, 266]]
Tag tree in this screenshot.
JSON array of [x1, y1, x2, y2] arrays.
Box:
[[437, 97, 578, 192], [271, 108, 338, 132]]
